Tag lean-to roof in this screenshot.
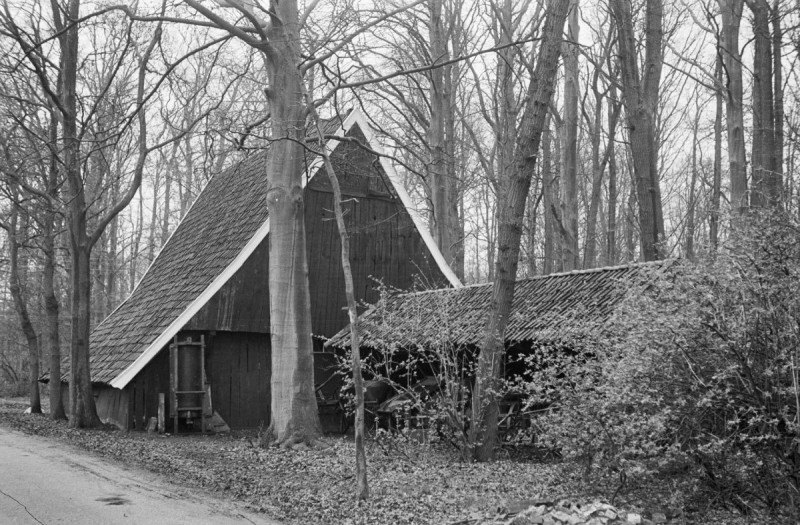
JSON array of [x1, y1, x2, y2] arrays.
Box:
[[326, 260, 675, 349]]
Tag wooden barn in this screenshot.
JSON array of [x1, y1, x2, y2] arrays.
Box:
[[72, 108, 460, 431]]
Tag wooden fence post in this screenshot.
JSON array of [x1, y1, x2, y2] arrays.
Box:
[[158, 393, 165, 434]]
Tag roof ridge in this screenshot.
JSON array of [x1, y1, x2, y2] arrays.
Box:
[[523, 259, 675, 280], [390, 259, 675, 299]]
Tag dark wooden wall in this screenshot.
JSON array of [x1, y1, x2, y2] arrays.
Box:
[[184, 239, 270, 333], [206, 331, 270, 428], [127, 347, 170, 431], [186, 123, 448, 339]]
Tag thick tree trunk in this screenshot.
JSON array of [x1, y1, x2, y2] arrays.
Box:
[[771, 0, 783, 191], [69, 241, 101, 428], [428, 0, 462, 278], [62, 0, 100, 429], [611, 0, 665, 261], [718, 0, 748, 211], [561, 0, 580, 271], [747, 0, 779, 208], [469, 0, 570, 462], [611, 0, 664, 261], [45, 108, 66, 420], [43, 219, 65, 420], [263, 0, 321, 446]]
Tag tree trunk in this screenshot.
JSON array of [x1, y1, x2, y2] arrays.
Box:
[[45, 106, 66, 420], [7, 205, 41, 414], [710, 55, 722, 248], [771, 0, 783, 191], [718, 0, 748, 211], [526, 182, 542, 277], [606, 95, 620, 265], [584, 88, 603, 270], [147, 168, 161, 264], [308, 105, 368, 499], [427, 0, 461, 278], [62, 0, 101, 429], [469, 0, 570, 462], [542, 116, 555, 275], [105, 212, 118, 315], [686, 111, 699, 260], [263, 0, 321, 446], [43, 217, 65, 420], [625, 181, 636, 261], [561, 0, 580, 271], [746, 0, 779, 208], [585, 99, 619, 268], [610, 0, 665, 261], [130, 186, 145, 293], [69, 241, 101, 428]]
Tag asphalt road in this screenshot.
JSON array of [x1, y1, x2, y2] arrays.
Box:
[[0, 427, 279, 524]]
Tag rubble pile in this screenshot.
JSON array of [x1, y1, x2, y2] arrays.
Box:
[[494, 499, 681, 525]]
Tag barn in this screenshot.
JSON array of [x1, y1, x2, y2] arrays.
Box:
[[71, 108, 461, 431]]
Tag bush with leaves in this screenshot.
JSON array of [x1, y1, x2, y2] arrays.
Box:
[[529, 211, 800, 516], [336, 284, 478, 458]]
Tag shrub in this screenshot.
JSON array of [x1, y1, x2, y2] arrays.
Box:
[[531, 210, 800, 516], [336, 284, 479, 458]]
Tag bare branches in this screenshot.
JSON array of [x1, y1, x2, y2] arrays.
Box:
[[324, 36, 545, 93], [184, 0, 271, 53]]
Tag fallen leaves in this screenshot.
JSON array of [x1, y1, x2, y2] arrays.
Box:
[[0, 398, 760, 524]]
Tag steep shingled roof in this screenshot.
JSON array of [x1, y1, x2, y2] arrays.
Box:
[[79, 108, 461, 388], [88, 147, 273, 385], [326, 260, 676, 349]]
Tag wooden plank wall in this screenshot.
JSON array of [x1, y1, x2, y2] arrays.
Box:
[[305, 125, 449, 338], [206, 331, 270, 428], [185, 123, 448, 339], [184, 239, 270, 333], [127, 348, 170, 431], [95, 386, 129, 429]]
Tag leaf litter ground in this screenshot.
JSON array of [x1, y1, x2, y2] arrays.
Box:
[[0, 398, 758, 524]]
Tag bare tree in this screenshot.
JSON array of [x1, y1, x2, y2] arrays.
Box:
[[581, 10, 618, 269], [610, 0, 666, 261], [717, 0, 748, 211], [185, 0, 325, 446], [0, 0, 209, 426], [746, 0, 781, 207], [469, 0, 570, 462], [2, 192, 41, 413], [561, 0, 580, 270]]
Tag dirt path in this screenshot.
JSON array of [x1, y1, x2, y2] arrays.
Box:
[[0, 427, 280, 524]]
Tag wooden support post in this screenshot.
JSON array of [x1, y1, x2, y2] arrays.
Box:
[[158, 393, 165, 434], [200, 334, 206, 434]]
